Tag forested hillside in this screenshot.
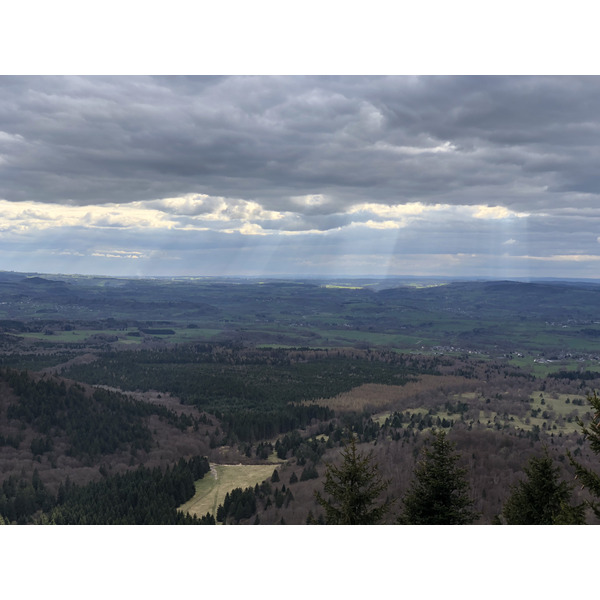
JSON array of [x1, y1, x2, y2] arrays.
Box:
[[1, 274, 600, 525], [1, 344, 599, 524]]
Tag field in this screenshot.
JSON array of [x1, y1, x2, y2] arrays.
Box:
[[178, 463, 280, 519], [3, 274, 600, 363], [16, 326, 224, 345]]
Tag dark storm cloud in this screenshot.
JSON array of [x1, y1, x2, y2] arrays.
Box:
[[4, 74, 600, 279], [2, 75, 600, 214]]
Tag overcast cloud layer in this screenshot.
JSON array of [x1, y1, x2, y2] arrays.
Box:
[[2, 75, 600, 278]]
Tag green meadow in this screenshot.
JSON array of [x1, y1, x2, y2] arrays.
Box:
[[178, 463, 281, 519]]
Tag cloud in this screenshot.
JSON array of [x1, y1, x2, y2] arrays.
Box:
[[2, 75, 600, 277], [362, 220, 402, 230], [523, 254, 600, 263], [0, 75, 598, 213], [91, 250, 145, 259], [0, 200, 177, 231], [471, 206, 529, 220]]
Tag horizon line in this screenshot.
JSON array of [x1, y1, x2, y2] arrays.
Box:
[[2, 269, 600, 284]]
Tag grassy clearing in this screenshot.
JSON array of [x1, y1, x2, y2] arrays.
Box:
[[466, 392, 590, 435], [530, 390, 590, 418], [178, 463, 280, 519], [165, 328, 223, 342]]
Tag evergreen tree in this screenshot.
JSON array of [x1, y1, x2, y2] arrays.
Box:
[[502, 447, 584, 524], [567, 390, 600, 520], [400, 429, 478, 525], [314, 436, 393, 525]]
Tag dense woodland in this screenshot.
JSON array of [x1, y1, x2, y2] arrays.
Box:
[[62, 346, 429, 443], [1, 368, 194, 458], [1, 456, 213, 524]]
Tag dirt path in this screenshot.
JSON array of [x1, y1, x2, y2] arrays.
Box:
[[88, 384, 205, 419], [209, 466, 220, 516]]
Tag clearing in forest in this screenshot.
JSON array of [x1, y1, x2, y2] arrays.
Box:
[[309, 375, 477, 413], [178, 463, 280, 519]]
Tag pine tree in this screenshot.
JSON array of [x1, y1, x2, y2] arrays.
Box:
[[502, 447, 585, 524], [314, 436, 393, 525], [567, 390, 600, 520], [400, 429, 478, 525]]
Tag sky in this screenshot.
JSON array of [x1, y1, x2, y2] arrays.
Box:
[[0, 13, 600, 279], [3, 74, 600, 279]]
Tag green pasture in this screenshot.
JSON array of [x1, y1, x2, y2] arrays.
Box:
[[18, 329, 121, 343], [315, 328, 432, 349], [507, 355, 556, 376], [508, 355, 600, 377], [178, 463, 280, 520], [501, 324, 600, 355], [162, 328, 223, 342]]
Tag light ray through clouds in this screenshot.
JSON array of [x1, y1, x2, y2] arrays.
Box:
[[2, 75, 600, 278]]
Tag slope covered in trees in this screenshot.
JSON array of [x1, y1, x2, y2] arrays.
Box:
[[3, 349, 600, 524], [568, 390, 600, 518], [62, 346, 430, 443], [1, 368, 193, 458], [1, 457, 212, 525]]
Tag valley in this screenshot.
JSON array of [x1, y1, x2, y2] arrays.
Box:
[[1, 271, 600, 524]]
